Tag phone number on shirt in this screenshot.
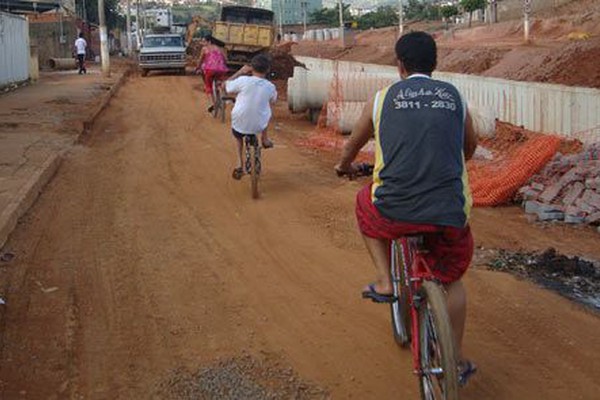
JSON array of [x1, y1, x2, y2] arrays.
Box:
[[393, 100, 457, 111]]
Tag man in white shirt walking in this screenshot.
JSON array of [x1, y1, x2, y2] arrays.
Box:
[[74, 33, 87, 75]]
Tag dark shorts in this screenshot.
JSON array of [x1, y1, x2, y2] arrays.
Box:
[[356, 184, 473, 284], [232, 128, 254, 140], [203, 69, 227, 94]]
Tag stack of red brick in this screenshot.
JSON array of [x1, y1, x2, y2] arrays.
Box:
[[517, 143, 600, 229]]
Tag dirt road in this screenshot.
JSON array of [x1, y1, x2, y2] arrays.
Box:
[[0, 75, 599, 399]]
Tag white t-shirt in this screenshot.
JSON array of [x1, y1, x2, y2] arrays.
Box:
[[225, 76, 277, 134], [75, 38, 87, 55]]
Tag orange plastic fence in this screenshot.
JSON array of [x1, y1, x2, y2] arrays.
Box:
[[468, 128, 562, 206]]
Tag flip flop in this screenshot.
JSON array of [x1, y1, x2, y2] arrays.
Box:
[[458, 360, 477, 387], [361, 283, 396, 303], [232, 167, 243, 180], [262, 138, 274, 149]]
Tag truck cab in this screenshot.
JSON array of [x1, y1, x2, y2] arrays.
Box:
[[138, 34, 187, 77], [213, 6, 275, 66]]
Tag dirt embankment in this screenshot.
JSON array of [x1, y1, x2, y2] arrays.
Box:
[[291, 1, 600, 88]]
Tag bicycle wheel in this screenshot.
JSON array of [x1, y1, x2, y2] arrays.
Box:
[[211, 82, 221, 119], [390, 240, 411, 348], [418, 281, 459, 400], [250, 141, 260, 199]]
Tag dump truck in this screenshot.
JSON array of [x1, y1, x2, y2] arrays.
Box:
[[212, 6, 275, 66]]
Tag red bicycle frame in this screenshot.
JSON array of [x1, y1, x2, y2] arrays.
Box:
[[394, 236, 439, 375]]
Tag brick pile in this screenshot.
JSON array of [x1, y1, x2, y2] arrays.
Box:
[[517, 143, 600, 230]]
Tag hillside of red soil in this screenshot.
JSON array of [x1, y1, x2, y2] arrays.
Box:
[[291, 0, 600, 88]]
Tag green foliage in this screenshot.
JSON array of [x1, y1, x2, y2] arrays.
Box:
[[78, 0, 124, 30], [404, 0, 442, 21], [171, 4, 219, 25], [440, 5, 459, 20], [357, 6, 398, 30], [459, 0, 486, 13], [309, 3, 351, 27]]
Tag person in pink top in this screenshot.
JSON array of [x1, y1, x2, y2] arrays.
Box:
[[195, 35, 228, 113]]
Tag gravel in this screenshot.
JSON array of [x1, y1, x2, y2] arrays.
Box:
[[157, 354, 330, 400]]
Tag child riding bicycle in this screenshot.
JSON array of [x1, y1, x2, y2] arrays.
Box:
[[335, 32, 478, 386], [224, 54, 276, 180], [195, 35, 228, 113]]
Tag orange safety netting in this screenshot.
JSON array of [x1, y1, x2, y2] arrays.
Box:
[[468, 123, 563, 206]]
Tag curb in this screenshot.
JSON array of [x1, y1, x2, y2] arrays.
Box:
[[80, 67, 133, 139], [0, 153, 62, 249], [0, 66, 133, 250]]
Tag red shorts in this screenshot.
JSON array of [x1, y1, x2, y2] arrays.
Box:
[[203, 69, 227, 94], [356, 184, 473, 284]]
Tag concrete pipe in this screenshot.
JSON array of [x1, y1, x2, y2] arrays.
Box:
[[291, 33, 299, 42], [294, 56, 397, 75], [48, 58, 77, 70], [324, 100, 497, 137], [287, 67, 398, 113], [283, 34, 291, 42], [326, 101, 366, 133], [324, 29, 332, 41], [315, 30, 324, 41]]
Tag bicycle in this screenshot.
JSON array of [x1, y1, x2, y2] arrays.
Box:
[[241, 134, 262, 199], [337, 163, 459, 400], [211, 76, 235, 123]]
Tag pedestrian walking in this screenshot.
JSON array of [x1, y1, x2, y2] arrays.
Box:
[[74, 33, 87, 74]]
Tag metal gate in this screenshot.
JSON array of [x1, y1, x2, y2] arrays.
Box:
[[0, 11, 29, 87]]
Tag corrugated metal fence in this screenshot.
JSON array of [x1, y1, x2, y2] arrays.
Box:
[[0, 12, 30, 87], [295, 56, 600, 143]]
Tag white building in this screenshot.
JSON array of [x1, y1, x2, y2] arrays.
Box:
[[256, 0, 323, 26]]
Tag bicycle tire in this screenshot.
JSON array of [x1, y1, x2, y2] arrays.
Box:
[[390, 241, 411, 348], [211, 83, 220, 119], [250, 144, 259, 199], [418, 281, 459, 400]]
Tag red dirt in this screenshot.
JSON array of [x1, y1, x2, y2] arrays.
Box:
[[291, 1, 600, 88]]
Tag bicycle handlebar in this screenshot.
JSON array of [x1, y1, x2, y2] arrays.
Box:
[[335, 163, 374, 180]]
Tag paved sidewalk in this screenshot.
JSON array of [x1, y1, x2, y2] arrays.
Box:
[[0, 63, 130, 249]]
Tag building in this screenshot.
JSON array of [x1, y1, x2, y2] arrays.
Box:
[[256, 0, 322, 26]]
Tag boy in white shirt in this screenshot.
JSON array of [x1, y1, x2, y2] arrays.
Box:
[[224, 54, 277, 180], [74, 33, 87, 74]]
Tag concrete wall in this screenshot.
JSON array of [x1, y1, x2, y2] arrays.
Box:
[[29, 17, 78, 69], [0, 12, 29, 87]]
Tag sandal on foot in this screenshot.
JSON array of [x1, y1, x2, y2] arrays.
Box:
[[232, 167, 243, 180], [262, 138, 274, 149], [207, 105, 214, 113], [458, 360, 477, 387], [361, 283, 396, 303]]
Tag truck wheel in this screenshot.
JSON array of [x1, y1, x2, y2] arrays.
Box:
[[141, 69, 148, 77]]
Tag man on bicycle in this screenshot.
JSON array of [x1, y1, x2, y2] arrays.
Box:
[[335, 31, 478, 385], [224, 54, 277, 180]]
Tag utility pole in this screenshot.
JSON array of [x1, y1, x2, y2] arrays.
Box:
[[301, 1, 307, 34], [98, 0, 110, 76], [338, 0, 344, 47], [398, 0, 404, 36], [278, 0, 283, 38], [523, 0, 531, 42], [126, 0, 132, 56]]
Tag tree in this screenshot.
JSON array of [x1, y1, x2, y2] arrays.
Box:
[[440, 4, 459, 29], [309, 3, 351, 27], [357, 6, 398, 30], [77, 0, 124, 30], [460, 0, 486, 27], [404, 0, 442, 22]]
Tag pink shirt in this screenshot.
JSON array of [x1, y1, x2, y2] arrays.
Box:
[[202, 48, 227, 72]]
